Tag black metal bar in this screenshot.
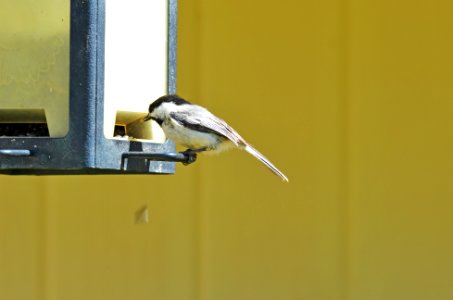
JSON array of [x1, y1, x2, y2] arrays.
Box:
[[0, 149, 32, 157], [122, 151, 191, 163], [121, 151, 196, 171]]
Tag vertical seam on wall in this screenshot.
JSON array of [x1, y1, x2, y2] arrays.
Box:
[[339, 0, 351, 299]]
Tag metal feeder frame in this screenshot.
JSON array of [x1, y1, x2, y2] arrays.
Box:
[[0, 0, 187, 175]]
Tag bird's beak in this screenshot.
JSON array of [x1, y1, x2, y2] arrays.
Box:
[[143, 113, 152, 122]]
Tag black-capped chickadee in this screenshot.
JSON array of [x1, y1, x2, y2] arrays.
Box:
[[144, 95, 289, 182]]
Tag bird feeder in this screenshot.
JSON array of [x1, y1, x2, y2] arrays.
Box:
[[0, 0, 182, 175]]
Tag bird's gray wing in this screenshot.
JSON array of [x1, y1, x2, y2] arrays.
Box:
[[170, 107, 245, 146]]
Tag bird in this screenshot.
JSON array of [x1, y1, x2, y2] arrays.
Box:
[[143, 95, 289, 182]]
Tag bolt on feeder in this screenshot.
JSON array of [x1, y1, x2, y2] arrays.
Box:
[[0, 0, 187, 175]]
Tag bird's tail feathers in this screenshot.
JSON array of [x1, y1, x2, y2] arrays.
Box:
[[244, 145, 289, 182]]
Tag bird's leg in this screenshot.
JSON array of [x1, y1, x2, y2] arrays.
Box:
[[180, 147, 208, 165], [189, 147, 209, 153]]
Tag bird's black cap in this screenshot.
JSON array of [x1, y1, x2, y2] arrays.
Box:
[[148, 95, 191, 113]]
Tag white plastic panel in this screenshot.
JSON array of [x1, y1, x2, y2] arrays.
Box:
[[104, 0, 167, 142]]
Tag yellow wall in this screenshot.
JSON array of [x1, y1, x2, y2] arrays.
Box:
[[1, 1, 453, 299]]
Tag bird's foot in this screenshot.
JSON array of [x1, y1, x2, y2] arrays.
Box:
[[181, 149, 198, 165], [181, 147, 209, 165]]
